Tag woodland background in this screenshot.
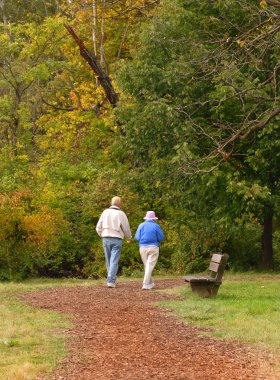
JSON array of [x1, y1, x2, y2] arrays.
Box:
[[0, 0, 279, 280]]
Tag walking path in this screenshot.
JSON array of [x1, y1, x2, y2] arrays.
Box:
[[24, 279, 278, 379]]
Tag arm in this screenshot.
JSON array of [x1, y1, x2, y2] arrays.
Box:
[[96, 214, 103, 237], [156, 225, 165, 243], [135, 225, 142, 241], [120, 212, 132, 240]]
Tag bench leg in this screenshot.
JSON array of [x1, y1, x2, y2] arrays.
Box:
[[210, 284, 220, 297], [190, 282, 220, 298]]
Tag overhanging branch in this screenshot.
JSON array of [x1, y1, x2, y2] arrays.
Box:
[[64, 23, 119, 107], [239, 107, 280, 140]]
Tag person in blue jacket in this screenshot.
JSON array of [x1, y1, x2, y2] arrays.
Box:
[[135, 211, 165, 290]]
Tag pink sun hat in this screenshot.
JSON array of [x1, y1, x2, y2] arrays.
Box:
[[144, 211, 158, 220]]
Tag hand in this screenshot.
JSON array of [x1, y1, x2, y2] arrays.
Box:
[[127, 239, 131, 243]]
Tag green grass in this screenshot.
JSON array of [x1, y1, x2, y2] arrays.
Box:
[[0, 278, 101, 380], [158, 274, 280, 352]]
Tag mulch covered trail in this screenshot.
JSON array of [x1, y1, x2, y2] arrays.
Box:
[[24, 279, 278, 380]]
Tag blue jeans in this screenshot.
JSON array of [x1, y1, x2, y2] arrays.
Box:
[[102, 237, 123, 284]]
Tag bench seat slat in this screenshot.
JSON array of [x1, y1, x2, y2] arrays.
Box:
[[190, 277, 217, 283], [184, 276, 216, 283], [183, 275, 203, 281]]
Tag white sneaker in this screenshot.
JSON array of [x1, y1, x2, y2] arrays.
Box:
[[107, 282, 116, 288], [142, 283, 155, 290]]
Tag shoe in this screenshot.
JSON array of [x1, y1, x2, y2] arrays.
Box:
[[107, 282, 116, 288], [142, 283, 155, 290]]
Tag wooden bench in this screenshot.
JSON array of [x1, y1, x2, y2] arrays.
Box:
[[183, 253, 229, 298]]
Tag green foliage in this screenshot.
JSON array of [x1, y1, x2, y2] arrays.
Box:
[[0, 0, 61, 23], [115, 0, 280, 271], [226, 224, 262, 271], [0, 0, 280, 278]]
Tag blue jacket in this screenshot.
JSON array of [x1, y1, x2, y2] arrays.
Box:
[[135, 220, 165, 247]]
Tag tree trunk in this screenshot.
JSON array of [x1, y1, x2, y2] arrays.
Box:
[[64, 24, 119, 107], [260, 207, 273, 270]]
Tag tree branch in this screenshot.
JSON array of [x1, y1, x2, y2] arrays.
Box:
[[239, 107, 280, 140], [64, 23, 119, 107]]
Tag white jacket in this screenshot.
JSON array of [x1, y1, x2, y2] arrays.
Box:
[[96, 206, 132, 240]]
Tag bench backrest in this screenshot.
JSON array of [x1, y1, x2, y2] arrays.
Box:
[[208, 253, 229, 282]]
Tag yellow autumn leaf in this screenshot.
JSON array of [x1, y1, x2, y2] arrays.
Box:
[[260, 0, 267, 9], [237, 39, 245, 47]]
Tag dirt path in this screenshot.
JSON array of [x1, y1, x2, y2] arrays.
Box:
[[24, 279, 278, 380]]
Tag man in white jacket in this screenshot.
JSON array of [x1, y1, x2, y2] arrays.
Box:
[[96, 196, 132, 288]]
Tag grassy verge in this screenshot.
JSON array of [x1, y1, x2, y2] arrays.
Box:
[[0, 278, 100, 380], [158, 273, 280, 353]]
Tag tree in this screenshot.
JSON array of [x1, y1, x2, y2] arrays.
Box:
[[175, 0, 280, 269], [116, 0, 280, 269]]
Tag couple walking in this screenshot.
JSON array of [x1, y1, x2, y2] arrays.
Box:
[[96, 196, 165, 289]]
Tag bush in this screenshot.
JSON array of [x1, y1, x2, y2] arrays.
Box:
[[169, 218, 228, 274], [226, 223, 261, 271], [0, 191, 67, 280]]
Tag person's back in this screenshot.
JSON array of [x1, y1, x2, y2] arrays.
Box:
[[135, 220, 164, 247], [96, 204, 131, 240]]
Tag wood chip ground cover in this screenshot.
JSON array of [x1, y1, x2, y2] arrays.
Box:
[[23, 279, 279, 380]]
